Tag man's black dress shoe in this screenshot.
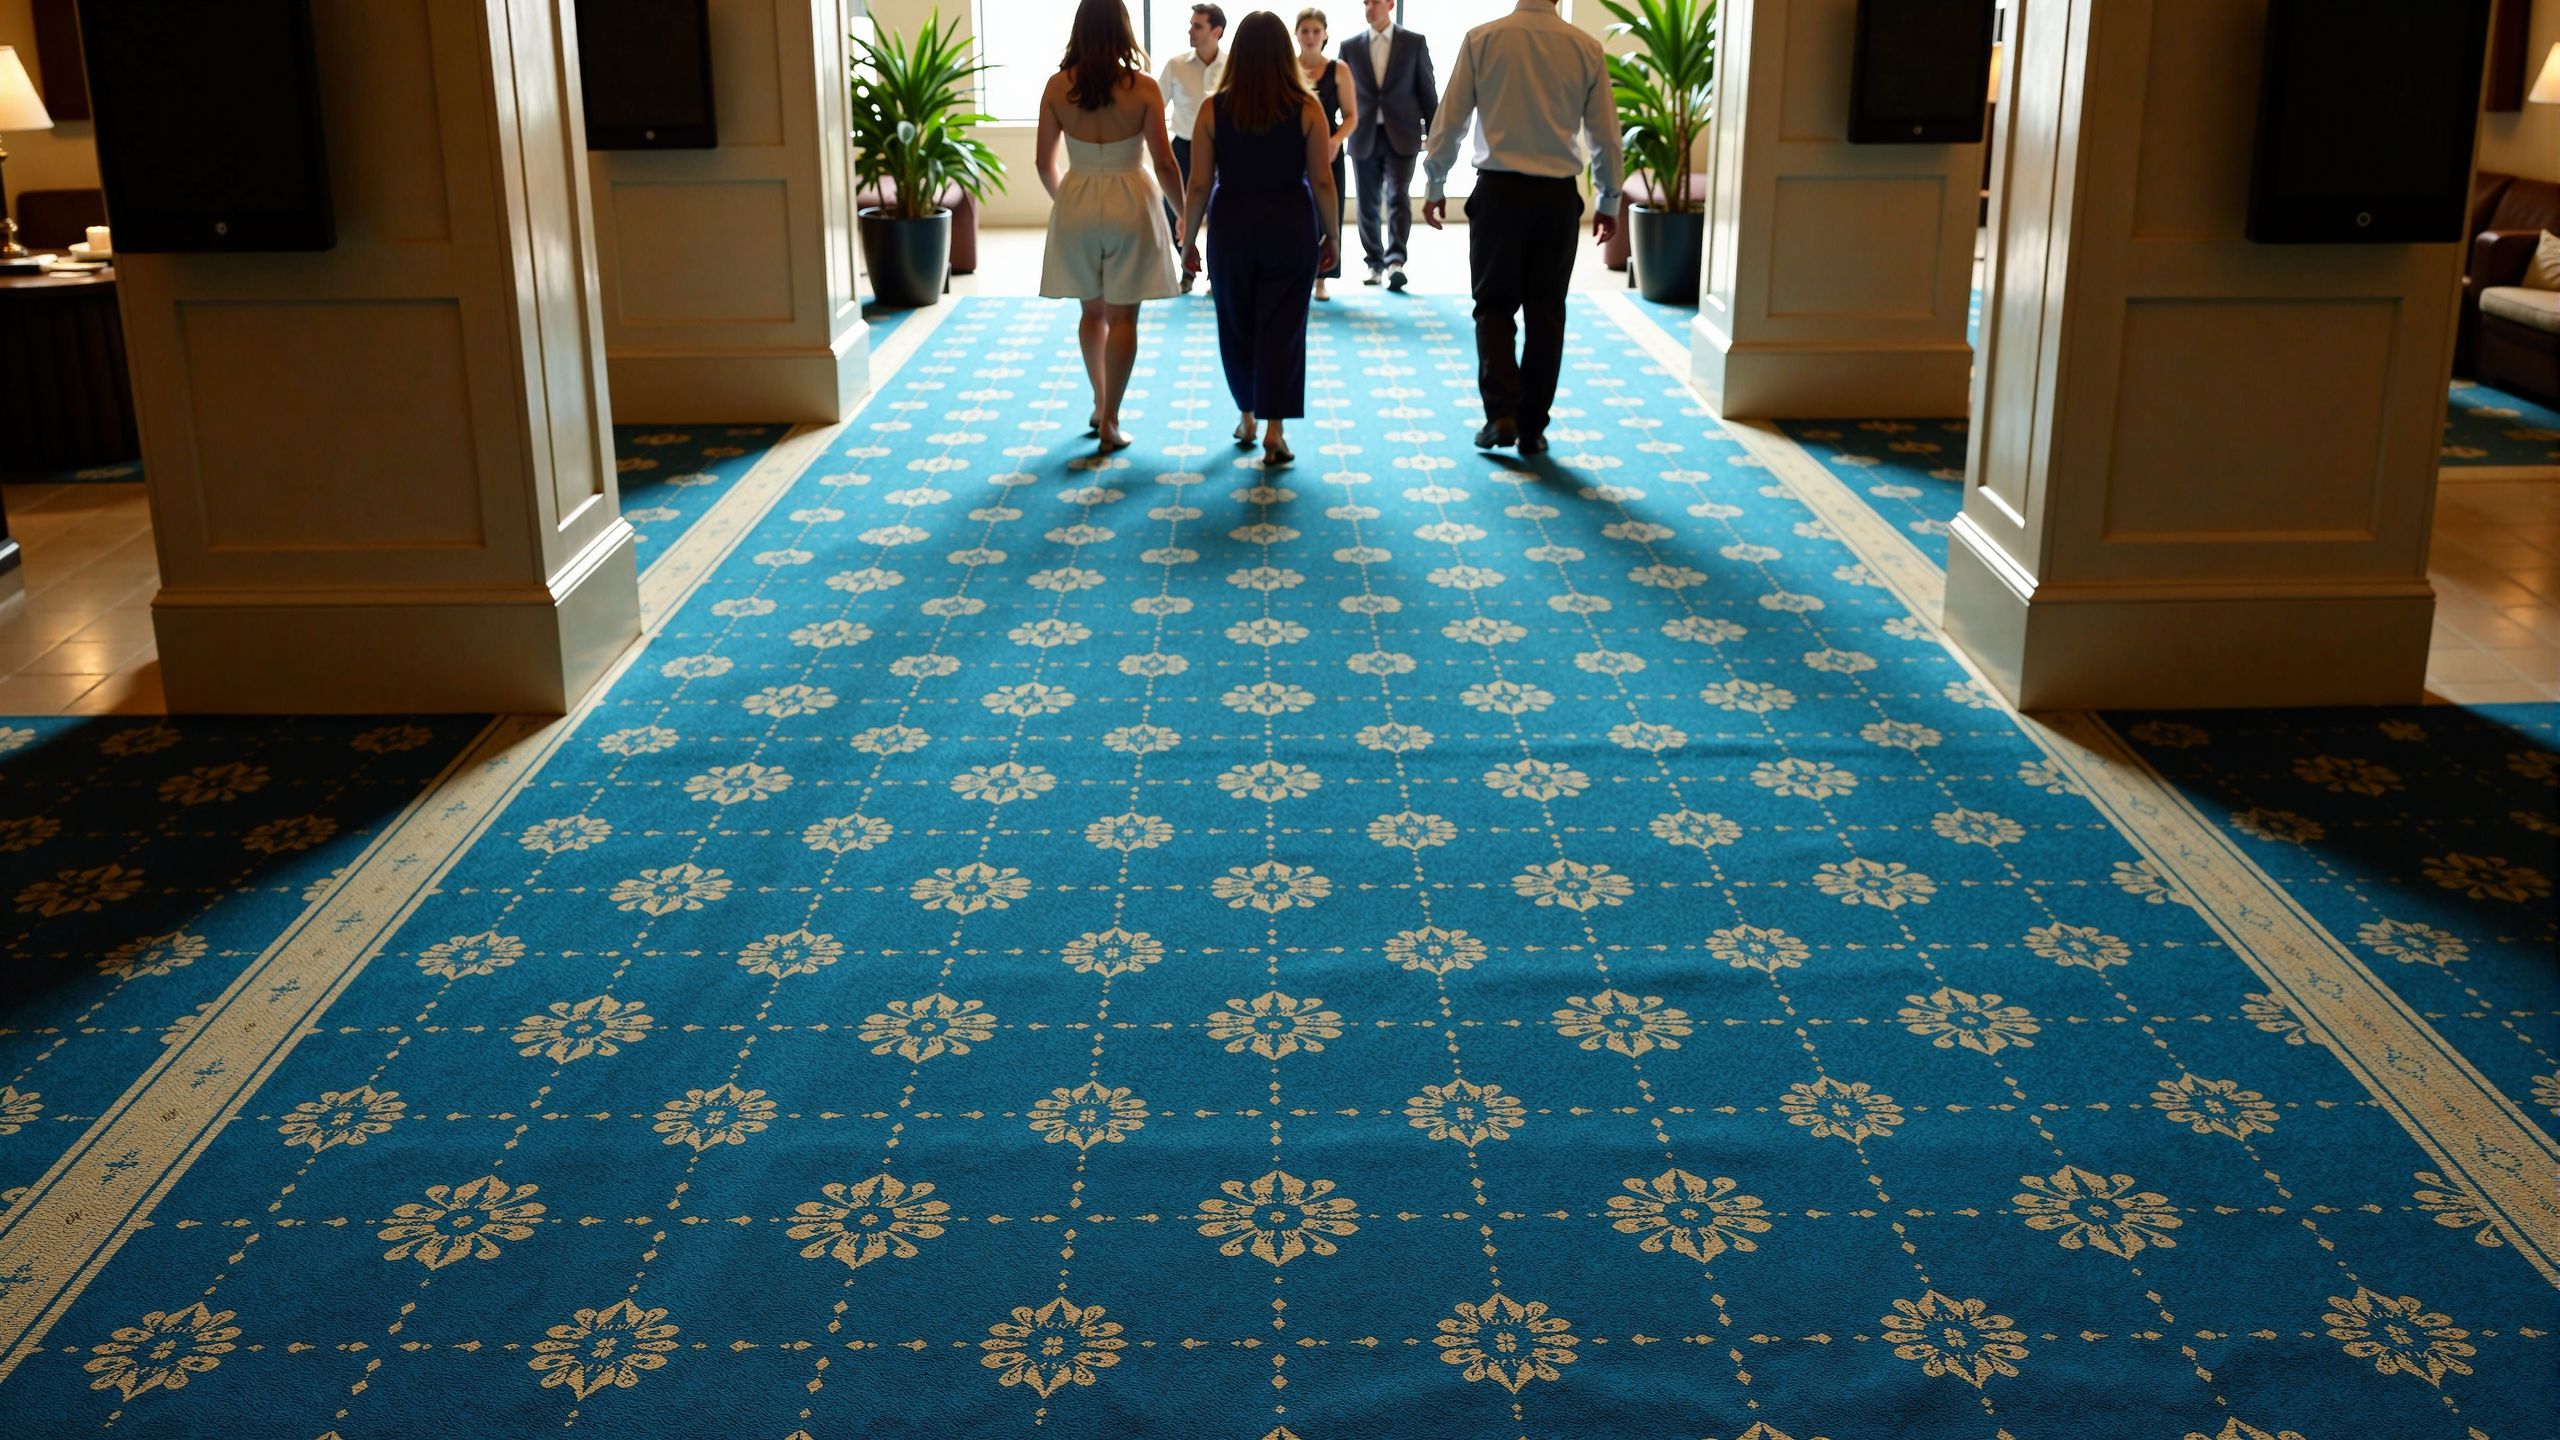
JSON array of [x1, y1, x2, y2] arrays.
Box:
[[1474, 420, 1518, 449]]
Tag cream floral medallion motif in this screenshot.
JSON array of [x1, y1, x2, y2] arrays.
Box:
[[737, 927, 843, 978], [2011, 1166, 2181, 1258], [84, 1303, 240, 1401], [1707, 925, 1810, 973], [2022, 922, 2131, 972], [1897, 987, 2039, 1055], [788, 1174, 950, 1270], [1881, 1290, 2029, 1388], [513, 995, 654, 1063], [2321, 1288, 2477, 1386], [1779, 1077, 1904, 1143], [276, 1085, 406, 1152], [1029, 1081, 1148, 1149], [911, 862, 1033, 914], [520, 814, 613, 854], [1434, 1293, 1578, 1393], [1212, 861, 1333, 912], [528, 1299, 681, 1400], [2411, 1169, 2508, 1248], [1811, 858, 1936, 910], [609, 862, 733, 915], [1551, 990, 1694, 1057], [2354, 919, 2469, 968], [1205, 993, 1344, 1059], [1511, 859, 1635, 911], [1405, 1079, 1528, 1145], [377, 1175, 547, 1269], [2150, 1074, 2280, 1140], [859, 993, 998, 1062], [14, 861, 146, 917], [981, 1297, 1125, 1397], [651, 1083, 776, 1151], [1196, 1170, 1361, 1265], [1652, 808, 1744, 849], [98, 930, 207, 980], [1607, 1170, 1773, 1263], [1060, 926, 1162, 977], [0, 1084, 42, 1135], [1385, 925, 1486, 975], [416, 929, 525, 979], [2420, 852, 2551, 903]]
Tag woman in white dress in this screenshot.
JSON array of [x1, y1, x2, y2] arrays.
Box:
[[1037, 0, 1187, 453]]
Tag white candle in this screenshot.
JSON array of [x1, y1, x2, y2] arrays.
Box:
[[85, 225, 111, 253]]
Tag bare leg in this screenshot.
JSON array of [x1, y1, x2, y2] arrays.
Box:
[[1097, 302, 1142, 447], [1077, 300, 1110, 430]]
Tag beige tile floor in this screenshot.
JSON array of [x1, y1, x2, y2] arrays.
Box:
[[4, 227, 2552, 714]]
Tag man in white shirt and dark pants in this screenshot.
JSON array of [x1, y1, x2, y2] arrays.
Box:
[[1158, 3, 1227, 293], [1421, 0, 1621, 455]]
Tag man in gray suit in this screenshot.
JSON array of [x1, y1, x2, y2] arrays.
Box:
[[1342, 0, 1435, 290]]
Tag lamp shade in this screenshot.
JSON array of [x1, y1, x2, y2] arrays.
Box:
[[0, 46, 53, 131], [2532, 41, 2560, 104]]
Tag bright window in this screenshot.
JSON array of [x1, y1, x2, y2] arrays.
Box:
[[974, 1, 1209, 125], [968, 0, 1582, 199]]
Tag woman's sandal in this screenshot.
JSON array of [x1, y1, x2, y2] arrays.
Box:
[[1261, 439, 1293, 468], [1233, 415, 1257, 446]]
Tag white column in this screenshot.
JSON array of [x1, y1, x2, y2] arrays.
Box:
[[125, 0, 639, 714], [588, 0, 869, 423], [1943, 0, 2455, 709], [1690, 0, 1980, 418]]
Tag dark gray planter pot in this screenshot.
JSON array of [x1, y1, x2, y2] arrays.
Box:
[[858, 207, 952, 309], [1629, 203, 1703, 306]]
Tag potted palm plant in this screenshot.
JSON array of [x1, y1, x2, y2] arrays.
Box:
[[850, 12, 1005, 308], [1603, 0, 1715, 305]]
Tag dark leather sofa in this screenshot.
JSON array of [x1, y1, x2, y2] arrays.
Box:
[[2460, 172, 2560, 406]]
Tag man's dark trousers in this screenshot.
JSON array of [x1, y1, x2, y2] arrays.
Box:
[[1355, 149, 1418, 272], [1165, 136, 1195, 243], [1465, 171, 1582, 439]]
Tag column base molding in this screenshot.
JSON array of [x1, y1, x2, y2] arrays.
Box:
[[1942, 516, 2435, 710], [1690, 315, 1972, 419], [607, 322, 871, 424], [153, 522, 642, 715]]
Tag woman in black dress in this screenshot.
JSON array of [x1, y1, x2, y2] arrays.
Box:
[[1293, 8, 1357, 302], [1179, 11, 1340, 467]]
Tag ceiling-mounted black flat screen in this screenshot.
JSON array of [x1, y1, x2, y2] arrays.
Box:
[[1849, 0, 1997, 144], [2248, 0, 2492, 243], [576, 0, 718, 150], [75, 0, 333, 252]]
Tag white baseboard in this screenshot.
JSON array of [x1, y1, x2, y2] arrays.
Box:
[[606, 323, 873, 424], [1942, 516, 2435, 710], [153, 523, 642, 715], [1689, 315, 1972, 419]]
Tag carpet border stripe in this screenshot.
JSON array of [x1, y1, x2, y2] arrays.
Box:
[[1597, 288, 2560, 1287], [0, 299, 961, 1378]]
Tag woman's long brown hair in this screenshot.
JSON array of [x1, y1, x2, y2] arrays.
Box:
[[1060, 0, 1146, 111], [1213, 10, 1312, 135]]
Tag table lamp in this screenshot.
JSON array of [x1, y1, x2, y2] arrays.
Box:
[[0, 45, 56, 259], [2532, 42, 2560, 105]]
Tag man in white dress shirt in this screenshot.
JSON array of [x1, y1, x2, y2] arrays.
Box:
[[1421, 0, 1621, 456], [1157, 3, 1227, 293]]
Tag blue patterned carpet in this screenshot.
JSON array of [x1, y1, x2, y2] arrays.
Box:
[[1636, 293, 2560, 473], [0, 293, 2553, 1438]]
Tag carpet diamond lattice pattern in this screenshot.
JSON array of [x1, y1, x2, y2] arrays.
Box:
[[0, 294, 2553, 1439]]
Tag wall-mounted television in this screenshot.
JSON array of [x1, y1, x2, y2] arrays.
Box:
[[2247, 0, 2493, 244], [576, 0, 718, 150], [75, 0, 333, 252], [1848, 0, 1998, 144]]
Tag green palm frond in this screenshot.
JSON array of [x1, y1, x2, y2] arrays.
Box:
[[1601, 0, 1715, 214], [850, 11, 1010, 220]]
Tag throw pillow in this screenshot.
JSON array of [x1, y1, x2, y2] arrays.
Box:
[[2527, 230, 2560, 292]]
